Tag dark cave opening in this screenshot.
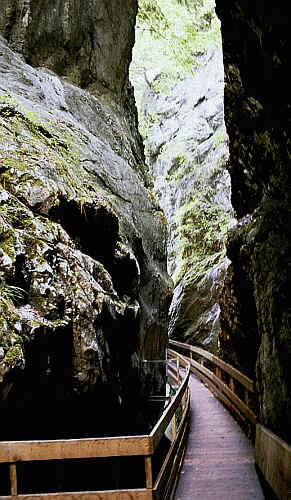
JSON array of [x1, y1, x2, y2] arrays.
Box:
[[0, 322, 142, 443], [0, 317, 169, 495], [0, 326, 74, 442], [5, 254, 29, 306], [49, 198, 139, 299], [49, 199, 119, 271], [111, 251, 140, 298]]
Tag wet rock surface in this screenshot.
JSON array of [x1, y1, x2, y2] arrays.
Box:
[[0, 1, 172, 441], [216, 0, 291, 443], [0, 0, 136, 95], [134, 46, 235, 351]]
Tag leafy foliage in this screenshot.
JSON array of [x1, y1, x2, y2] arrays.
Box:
[[137, 0, 169, 38], [130, 0, 220, 106], [0, 283, 26, 304]]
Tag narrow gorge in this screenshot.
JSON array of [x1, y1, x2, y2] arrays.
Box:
[[0, 0, 290, 495], [130, 0, 235, 352]]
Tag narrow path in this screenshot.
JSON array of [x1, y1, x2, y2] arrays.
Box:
[[175, 375, 265, 500]]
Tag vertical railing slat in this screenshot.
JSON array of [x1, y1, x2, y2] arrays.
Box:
[[10, 463, 17, 497], [145, 456, 153, 489], [244, 388, 249, 407], [229, 377, 235, 393]]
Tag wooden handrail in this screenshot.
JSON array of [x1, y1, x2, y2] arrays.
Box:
[[150, 358, 190, 451], [153, 387, 190, 499], [189, 356, 256, 425], [0, 435, 152, 463], [169, 339, 255, 428], [169, 339, 291, 500], [0, 351, 190, 500], [0, 492, 152, 500], [170, 339, 253, 392]]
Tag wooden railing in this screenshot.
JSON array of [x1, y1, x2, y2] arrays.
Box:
[[169, 339, 256, 429], [255, 424, 291, 500], [169, 339, 291, 500], [0, 352, 190, 500]]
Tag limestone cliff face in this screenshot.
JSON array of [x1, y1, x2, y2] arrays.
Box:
[[0, 0, 144, 159], [216, 0, 291, 443], [0, 1, 172, 440], [0, 0, 134, 93], [140, 50, 234, 351], [130, 1, 235, 351]]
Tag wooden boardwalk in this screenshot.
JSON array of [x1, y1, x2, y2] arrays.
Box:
[[175, 374, 265, 500]]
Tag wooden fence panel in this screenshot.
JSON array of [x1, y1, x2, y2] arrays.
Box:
[[150, 365, 190, 451], [153, 389, 190, 500], [255, 424, 291, 500]]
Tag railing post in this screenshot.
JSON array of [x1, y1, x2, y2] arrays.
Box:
[[145, 456, 153, 489], [10, 463, 17, 497], [244, 389, 249, 407], [216, 367, 222, 380], [172, 412, 177, 440], [182, 388, 186, 409], [176, 358, 180, 382], [230, 377, 235, 393]]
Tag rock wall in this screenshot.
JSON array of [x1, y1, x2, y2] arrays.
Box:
[[141, 50, 234, 351], [0, 0, 172, 440], [216, 0, 291, 443], [130, 0, 235, 351], [0, 0, 134, 93]]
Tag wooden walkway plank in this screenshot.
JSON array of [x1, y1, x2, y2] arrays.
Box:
[[174, 375, 265, 500]]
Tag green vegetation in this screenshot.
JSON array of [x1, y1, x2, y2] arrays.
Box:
[[0, 283, 26, 304], [130, 0, 220, 107], [173, 197, 235, 285], [214, 129, 229, 148], [0, 92, 114, 215], [0, 201, 31, 230], [0, 92, 108, 372], [2, 344, 23, 367], [137, 0, 169, 38], [0, 280, 23, 368]]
